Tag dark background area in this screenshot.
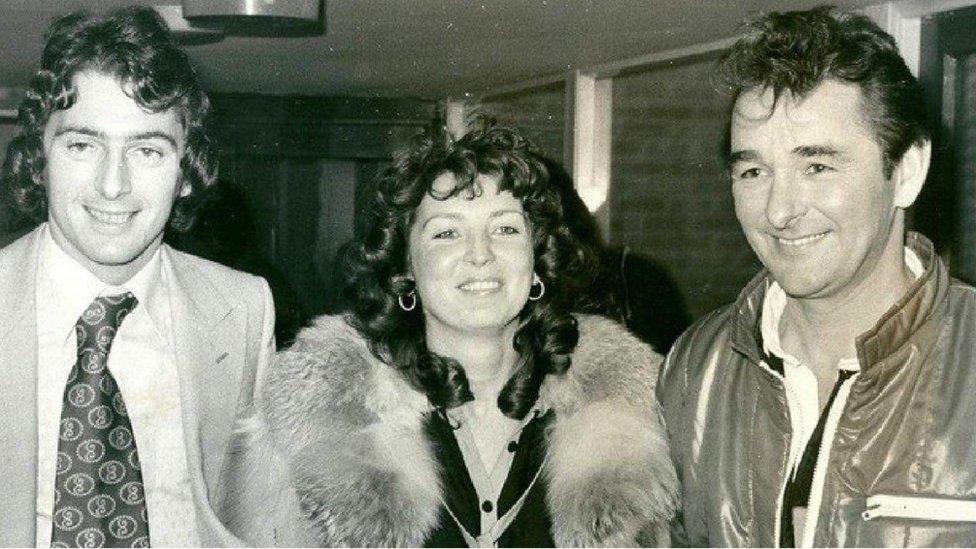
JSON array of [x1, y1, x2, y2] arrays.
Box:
[[919, 5, 976, 285]]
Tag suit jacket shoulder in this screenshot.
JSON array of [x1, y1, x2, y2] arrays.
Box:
[[166, 246, 269, 304], [0, 226, 40, 273], [165, 245, 275, 391]]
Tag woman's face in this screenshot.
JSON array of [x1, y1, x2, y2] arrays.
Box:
[[408, 172, 535, 337]]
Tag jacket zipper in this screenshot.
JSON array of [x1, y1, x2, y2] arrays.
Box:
[[757, 359, 796, 549], [798, 372, 860, 548], [862, 494, 976, 522]]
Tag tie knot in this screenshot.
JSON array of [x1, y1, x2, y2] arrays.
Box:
[[76, 293, 139, 353]]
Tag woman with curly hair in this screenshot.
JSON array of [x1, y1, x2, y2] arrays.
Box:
[[226, 121, 678, 547]]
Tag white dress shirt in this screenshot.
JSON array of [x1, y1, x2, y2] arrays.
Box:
[[35, 225, 199, 547]]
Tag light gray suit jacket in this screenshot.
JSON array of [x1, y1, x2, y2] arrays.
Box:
[[0, 225, 276, 547]]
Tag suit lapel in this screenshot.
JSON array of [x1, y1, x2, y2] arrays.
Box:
[[162, 248, 245, 504], [0, 228, 42, 546]]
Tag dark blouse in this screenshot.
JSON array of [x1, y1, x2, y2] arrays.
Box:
[[423, 409, 555, 547]]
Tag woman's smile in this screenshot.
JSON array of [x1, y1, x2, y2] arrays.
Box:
[[457, 277, 504, 295]]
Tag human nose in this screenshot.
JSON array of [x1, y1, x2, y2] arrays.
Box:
[[464, 232, 495, 266], [765, 172, 805, 229], [95, 149, 132, 200]]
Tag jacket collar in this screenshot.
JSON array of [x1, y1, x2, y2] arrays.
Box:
[[729, 232, 948, 371], [729, 268, 770, 365], [856, 232, 946, 368]]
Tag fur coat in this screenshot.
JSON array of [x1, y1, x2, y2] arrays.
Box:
[[222, 313, 678, 547]]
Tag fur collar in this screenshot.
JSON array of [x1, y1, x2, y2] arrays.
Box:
[[262, 314, 678, 546]]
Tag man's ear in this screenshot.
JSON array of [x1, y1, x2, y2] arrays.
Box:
[[893, 139, 931, 209], [178, 181, 192, 198]]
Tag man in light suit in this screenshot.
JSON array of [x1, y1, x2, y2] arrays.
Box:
[[0, 7, 274, 547]]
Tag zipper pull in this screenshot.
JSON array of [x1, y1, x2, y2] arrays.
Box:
[[861, 495, 891, 521], [863, 494, 976, 522]]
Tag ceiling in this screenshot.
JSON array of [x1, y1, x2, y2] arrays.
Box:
[[0, 0, 882, 100]]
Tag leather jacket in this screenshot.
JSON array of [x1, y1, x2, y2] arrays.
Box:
[[658, 233, 976, 547]]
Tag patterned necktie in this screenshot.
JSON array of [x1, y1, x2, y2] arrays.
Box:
[[51, 293, 150, 548]]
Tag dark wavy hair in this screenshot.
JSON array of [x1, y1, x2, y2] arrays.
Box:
[[342, 120, 602, 420], [719, 6, 930, 178], [2, 6, 217, 232]]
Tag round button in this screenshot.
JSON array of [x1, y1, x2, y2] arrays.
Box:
[[507, 441, 518, 453], [482, 500, 494, 513]]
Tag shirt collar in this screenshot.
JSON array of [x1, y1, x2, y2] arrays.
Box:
[[124, 245, 169, 339], [761, 246, 924, 371], [37, 223, 169, 343]]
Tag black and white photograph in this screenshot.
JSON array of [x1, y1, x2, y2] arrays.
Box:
[[1, 0, 974, 547]]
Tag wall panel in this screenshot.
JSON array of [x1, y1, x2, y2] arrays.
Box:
[[609, 56, 761, 319]]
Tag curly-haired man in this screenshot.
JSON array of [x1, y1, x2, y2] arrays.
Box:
[[0, 7, 274, 546]]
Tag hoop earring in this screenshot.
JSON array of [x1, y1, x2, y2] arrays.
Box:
[[528, 278, 545, 301], [398, 291, 417, 312]]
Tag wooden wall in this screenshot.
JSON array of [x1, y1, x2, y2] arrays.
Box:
[[0, 87, 26, 240], [479, 83, 566, 163], [171, 93, 436, 344], [609, 56, 761, 320]]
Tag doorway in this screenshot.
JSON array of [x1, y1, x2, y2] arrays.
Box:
[[919, 5, 976, 283]]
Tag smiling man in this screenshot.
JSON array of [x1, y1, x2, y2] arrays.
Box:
[[658, 7, 976, 547], [0, 7, 274, 547]]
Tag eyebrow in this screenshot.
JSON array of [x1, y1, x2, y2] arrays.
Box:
[[793, 144, 844, 158], [421, 213, 462, 230], [420, 209, 525, 230], [53, 126, 179, 149], [728, 145, 847, 166], [489, 209, 526, 220], [728, 150, 759, 165]]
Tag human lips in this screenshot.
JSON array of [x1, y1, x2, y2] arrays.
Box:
[[457, 278, 503, 294], [85, 206, 137, 225], [774, 231, 829, 247]]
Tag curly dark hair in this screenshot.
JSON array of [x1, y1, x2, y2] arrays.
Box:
[[719, 5, 930, 178], [342, 120, 603, 420], [2, 6, 217, 232]]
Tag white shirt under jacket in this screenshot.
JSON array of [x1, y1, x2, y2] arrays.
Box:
[[760, 247, 924, 474], [34, 225, 199, 547]]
